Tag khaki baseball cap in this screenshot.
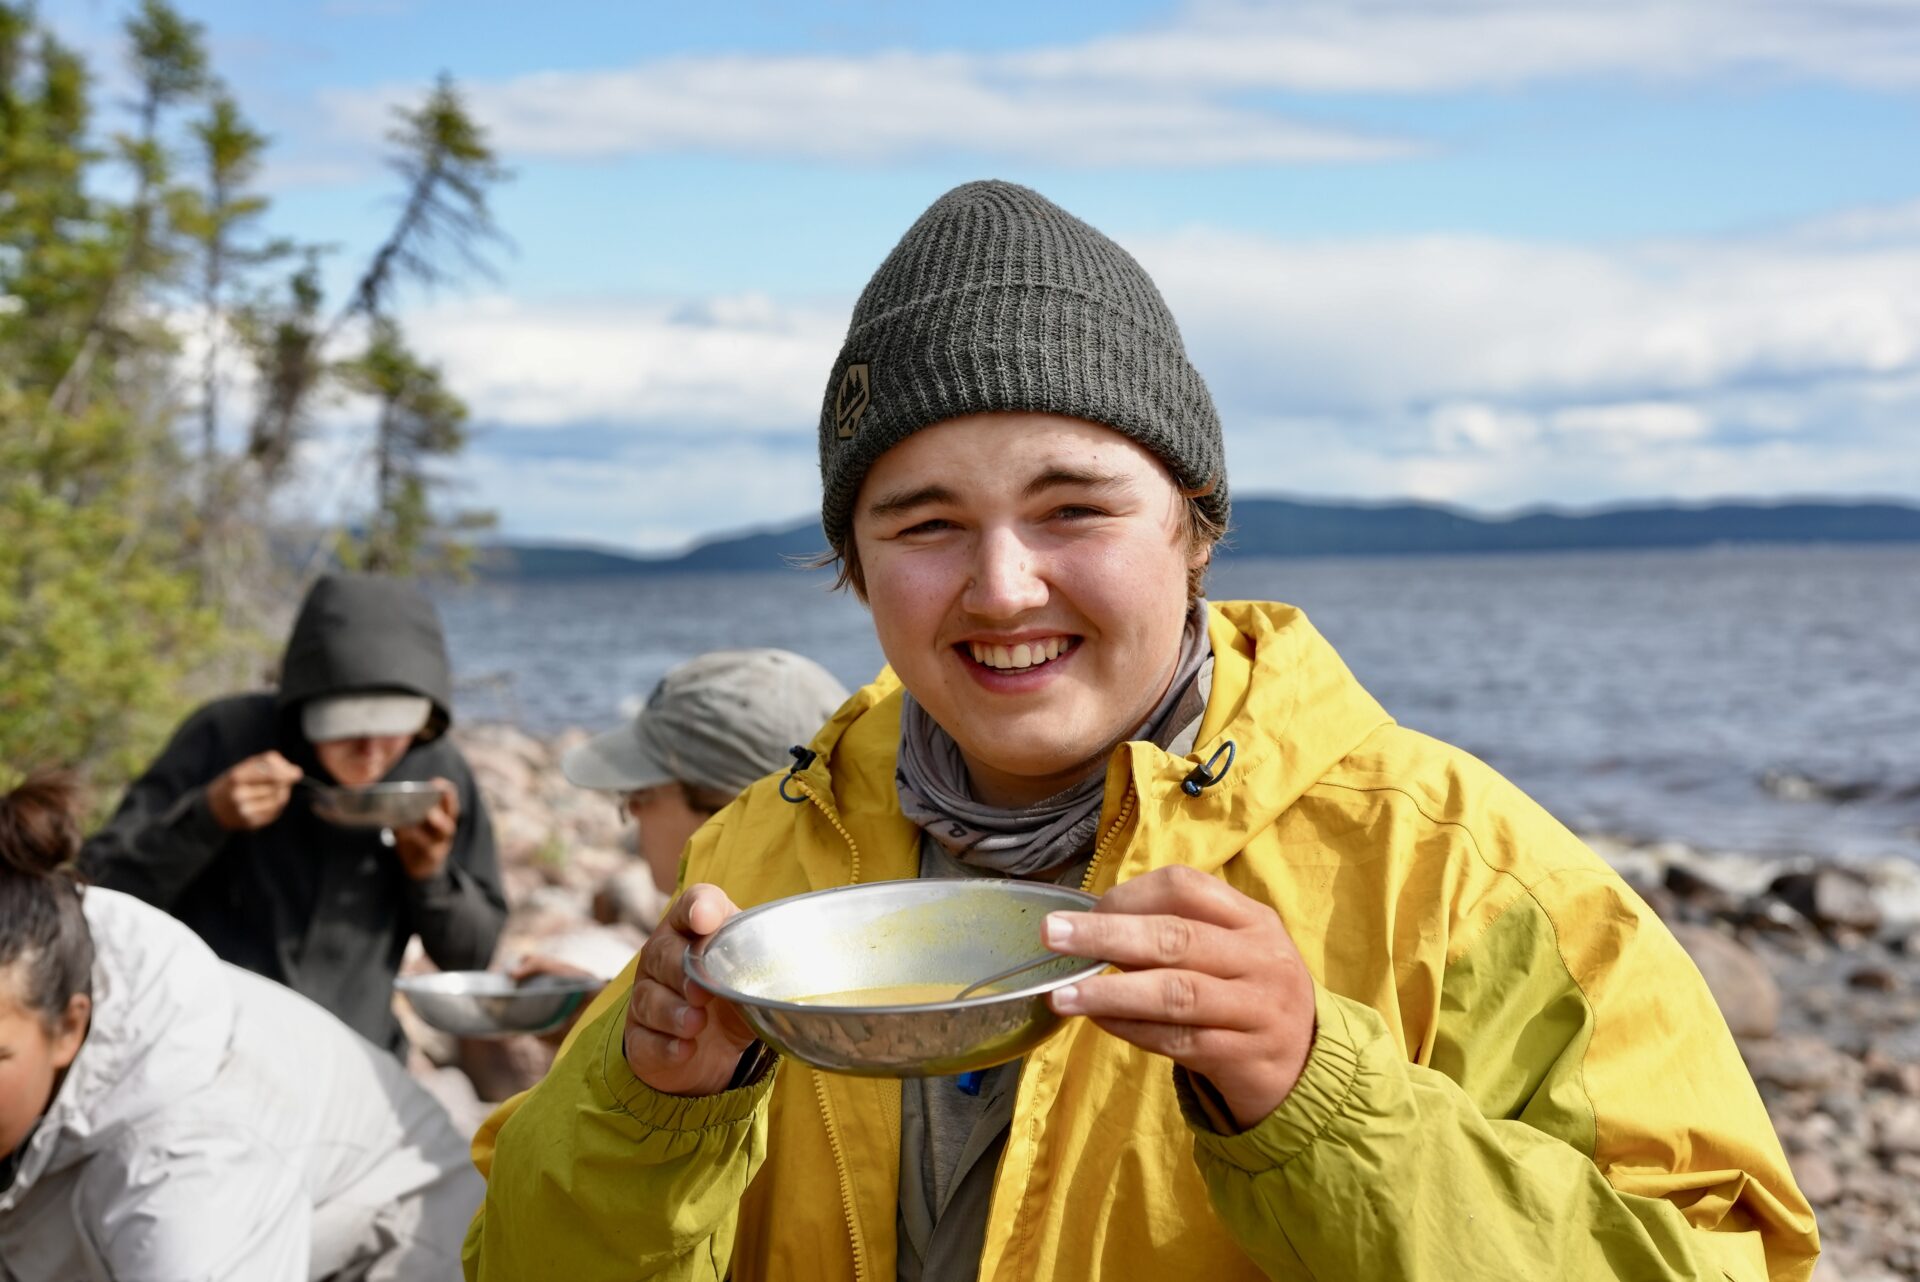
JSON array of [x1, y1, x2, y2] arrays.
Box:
[[302, 693, 434, 744], [562, 649, 850, 797]]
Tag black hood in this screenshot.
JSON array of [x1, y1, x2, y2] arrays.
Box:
[[275, 574, 454, 740]]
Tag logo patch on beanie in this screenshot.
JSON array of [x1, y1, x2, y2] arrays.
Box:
[[835, 363, 871, 440]]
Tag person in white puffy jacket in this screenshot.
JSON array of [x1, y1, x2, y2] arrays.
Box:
[[0, 771, 480, 1281]]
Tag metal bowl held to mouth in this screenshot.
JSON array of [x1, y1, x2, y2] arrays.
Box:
[[308, 780, 442, 830], [394, 970, 602, 1038], [685, 879, 1104, 1078]]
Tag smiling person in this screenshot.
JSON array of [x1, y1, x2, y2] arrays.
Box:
[[82, 573, 506, 1054], [464, 182, 1817, 1282]]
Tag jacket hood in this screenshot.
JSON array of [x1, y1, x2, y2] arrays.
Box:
[[782, 600, 1394, 890], [0, 889, 233, 1213], [276, 573, 454, 739]]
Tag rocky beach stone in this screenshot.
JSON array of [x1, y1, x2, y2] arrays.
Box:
[[1848, 965, 1901, 993], [1772, 869, 1885, 936], [1663, 863, 1748, 922], [594, 862, 671, 932], [1790, 1150, 1845, 1206], [1877, 1102, 1920, 1157], [1672, 923, 1781, 1038], [1744, 1035, 1860, 1093]]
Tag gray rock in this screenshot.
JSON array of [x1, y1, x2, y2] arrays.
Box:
[[532, 923, 644, 979], [1790, 1149, 1844, 1205], [1672, 923, 1780, 1039], [1770, 869, 1883, 936], [459, 1033, 556, 1104], [1875, 1101, 1920, 1156], [1847, 965, 1900, 993], [594, 862, 670, 932], [1732, 896, 1820, 938], [1664, 864, 1739, 919], [1743, 1036, 1857, 1093], [1863, 1054, 1920, 1097]]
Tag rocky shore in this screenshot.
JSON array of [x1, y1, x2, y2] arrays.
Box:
[[419, 725, 1920, 1281]]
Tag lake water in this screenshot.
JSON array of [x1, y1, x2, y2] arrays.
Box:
[[437, 545, 1920, 863]]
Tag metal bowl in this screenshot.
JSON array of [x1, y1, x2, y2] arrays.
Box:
[[685, 879, 1103, 1077], [308, 780, 442, 829], [394, 970, 602, 1038]]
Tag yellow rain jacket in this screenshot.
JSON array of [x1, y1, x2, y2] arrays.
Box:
[[465, 602, 1818, 1282]]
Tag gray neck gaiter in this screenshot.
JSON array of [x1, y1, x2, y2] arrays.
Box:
[[895, 602, 1213, 878]]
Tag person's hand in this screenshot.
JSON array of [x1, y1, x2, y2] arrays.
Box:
[[1044, 864, 1315, 1132], [391, 779, 457, 881], [510, 955, 606, 1046], [206, 751, 303, 831], [624, 884, 758, 1096]]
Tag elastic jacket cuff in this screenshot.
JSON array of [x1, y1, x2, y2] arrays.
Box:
[[1183, 982, 1364, 1173]]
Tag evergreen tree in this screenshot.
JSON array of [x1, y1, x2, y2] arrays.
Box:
[[330, 73, 506, 576], [0, 4, 505, 790]]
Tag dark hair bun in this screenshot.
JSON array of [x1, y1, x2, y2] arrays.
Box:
[[0, 770, 84, 881], [0, 769, 93, 1021]]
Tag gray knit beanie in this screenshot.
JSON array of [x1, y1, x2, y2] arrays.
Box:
[[817, 180, 1227, 548]]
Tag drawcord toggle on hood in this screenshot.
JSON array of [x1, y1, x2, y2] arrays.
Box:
[[1181, 740, 1236, 797], [779, 745, 818, 803], [790, 736, 1235, 804]]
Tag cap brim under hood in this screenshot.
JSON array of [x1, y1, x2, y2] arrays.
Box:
[[275, 574, 455, 741]]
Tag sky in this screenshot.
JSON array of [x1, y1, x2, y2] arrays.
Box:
[[52, 0, 1920, 552]]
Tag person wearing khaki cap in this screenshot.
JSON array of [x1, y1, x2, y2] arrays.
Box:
[[508, 650, 849, 1003], [566, 648, 850, 903]]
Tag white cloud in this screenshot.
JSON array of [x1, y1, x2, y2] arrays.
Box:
[[1428, 402, 1538, 452], [1019, 0, 1920, 94], [399, 293, 846, 432], [340, 197, 1920, 547], [320, 49, 1407, 167], [314, 1, 1920, 171], [460, 441, 820, 553], [1134, 222, 1920, 412], [1549, 402, 1711, 446]]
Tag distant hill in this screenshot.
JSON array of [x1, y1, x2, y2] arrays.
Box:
[[1222, 498, 1920, 557], [475, 497, 1920, 579]]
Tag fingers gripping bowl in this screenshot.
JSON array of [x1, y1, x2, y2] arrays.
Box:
[[684, 880, 1105, 1077]]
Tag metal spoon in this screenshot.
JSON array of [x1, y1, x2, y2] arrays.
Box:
[[954, 951, 1082, 1001]]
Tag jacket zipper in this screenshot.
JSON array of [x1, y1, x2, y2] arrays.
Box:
[[809, 1068, 869, 1282], [1079, 784, 1137, 894], [790, 775, 868, 1281], [997, 783, 1137, 1280], [791, 776, 864, 886]]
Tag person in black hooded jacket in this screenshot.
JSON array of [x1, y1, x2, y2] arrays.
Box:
[[82, 574, 507, 1054]]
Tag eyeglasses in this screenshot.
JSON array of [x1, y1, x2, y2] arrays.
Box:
[[616, 783, 676, 824]]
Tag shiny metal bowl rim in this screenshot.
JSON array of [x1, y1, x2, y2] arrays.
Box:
[[684, 880, 1104, 1014], [313, 780, 444, 801], [392, 970, 603, 1036], [393, 969, 605, 998]]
